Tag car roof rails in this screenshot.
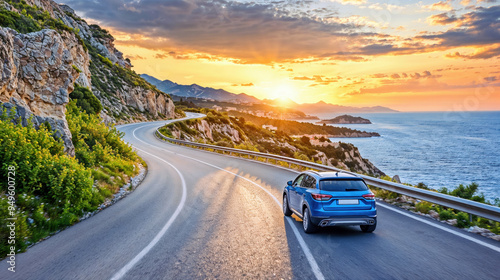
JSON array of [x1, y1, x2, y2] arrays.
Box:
[[307, 170, 321, 175], [335, 170, 349, 176]]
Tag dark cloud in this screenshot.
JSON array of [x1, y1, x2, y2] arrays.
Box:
[[419, 5, 500, 48], [484, 76, 498, 82], [64, 1, 500, 63], [126, 54, 145, 60], [65, 0, 367, 64]]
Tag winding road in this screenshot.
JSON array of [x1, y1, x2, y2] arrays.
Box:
[[2, 113, 499, 279]]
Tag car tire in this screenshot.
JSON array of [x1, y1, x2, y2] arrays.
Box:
[[360, 219, 377, 233], [283, 195, 292, 216], [302, 207, 318, 234]]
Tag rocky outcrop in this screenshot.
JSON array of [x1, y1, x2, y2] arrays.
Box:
[[6, 0, 175, 124], [1, 0, 176, 153], [23, 0, 130, 69], [172, 119, 243, 143], [166, 115, 384, 176], [318, 115, 372, 125], [0, 27, 88, 155], [94, 71, 175, 124]]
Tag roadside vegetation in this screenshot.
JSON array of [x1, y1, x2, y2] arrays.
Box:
[[0, 96, 142, 255], [159, 108, 384, 177], [161, 109, 500, 237], [373, 178, 500, 235]]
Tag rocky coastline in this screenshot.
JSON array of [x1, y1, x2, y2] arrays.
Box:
[[318, 114, 372, 124]]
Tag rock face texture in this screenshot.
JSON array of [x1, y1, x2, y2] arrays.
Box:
[[171, 120, 243, 144], [0, 27, 86, 155], [1, 0, 175, 153]]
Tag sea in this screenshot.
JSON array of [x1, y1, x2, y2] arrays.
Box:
[[312, 111, 500, 201]]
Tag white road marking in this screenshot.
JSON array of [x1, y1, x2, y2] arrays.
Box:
[[166, 139, 500, 255], [109, 128, 188, 280], [171, 153, 327, 280], [377, 203, 500, 253], [127, 123, 326, 280], [121, 116, 500, 280]]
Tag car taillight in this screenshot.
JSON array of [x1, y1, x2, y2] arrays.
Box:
[[312, 193, 332, 201], [363, 193, 375, 200]]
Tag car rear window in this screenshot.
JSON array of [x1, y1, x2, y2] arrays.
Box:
[[319, 179, 368, 191]]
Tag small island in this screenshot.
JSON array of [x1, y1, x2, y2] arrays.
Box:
[[317, 114, 372, 124]]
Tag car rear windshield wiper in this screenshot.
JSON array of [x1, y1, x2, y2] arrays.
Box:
[[345, 188, 360, 191]]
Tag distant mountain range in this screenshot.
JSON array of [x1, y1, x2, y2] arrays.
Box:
[[142, 74, 398, 114], [141, 74, 260, 103]]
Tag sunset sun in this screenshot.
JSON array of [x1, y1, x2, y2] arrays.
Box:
[[271, 84, 299, 105]]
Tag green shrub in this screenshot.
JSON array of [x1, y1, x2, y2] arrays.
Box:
[[98, 54, 114, 68], [72, 65, 82, 73], [449, 183, 485, 203], [439, 210, 455, 220], [373, 188, 399, 200], [0, 99, 144, 254], [456, 212, 470, 228], [415, 201, 433, 214], [70, 84, 102, 115], [0, 9, 40, 33], [0, 112, 97, 254]]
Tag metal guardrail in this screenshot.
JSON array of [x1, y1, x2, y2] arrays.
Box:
[[155, 126, 500, 223]]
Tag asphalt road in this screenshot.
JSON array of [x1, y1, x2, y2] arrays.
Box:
[[2, 113, 499, 279]]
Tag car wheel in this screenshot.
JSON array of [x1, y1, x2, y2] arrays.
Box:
[[302, 207, 318, 234], [283, 195, 292, 216], [360, 219, 377, 233]]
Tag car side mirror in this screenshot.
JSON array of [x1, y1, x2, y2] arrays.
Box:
[[287, 180, 293, 186]]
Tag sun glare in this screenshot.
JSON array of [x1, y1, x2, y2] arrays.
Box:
[[271, 84, 299, 106]]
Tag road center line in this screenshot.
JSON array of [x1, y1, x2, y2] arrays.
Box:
[[109, 127, 188, 280]]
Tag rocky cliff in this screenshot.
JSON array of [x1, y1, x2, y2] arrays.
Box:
[[0, 25, 86, 155], [0, 0, 175, 154]]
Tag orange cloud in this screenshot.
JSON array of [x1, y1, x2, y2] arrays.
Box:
[[445, 45, 500, 59], [424, 1, 453, 11]]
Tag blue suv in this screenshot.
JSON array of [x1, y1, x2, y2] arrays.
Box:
[[283, 171, 377, 233]]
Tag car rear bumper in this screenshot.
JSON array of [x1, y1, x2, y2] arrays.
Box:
[[315, 217, 376, 227]]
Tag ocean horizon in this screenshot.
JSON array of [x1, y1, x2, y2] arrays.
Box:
[[318, 111, 500, 201]]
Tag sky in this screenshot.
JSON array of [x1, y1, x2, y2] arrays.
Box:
[[62, 0, 500, 111]]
